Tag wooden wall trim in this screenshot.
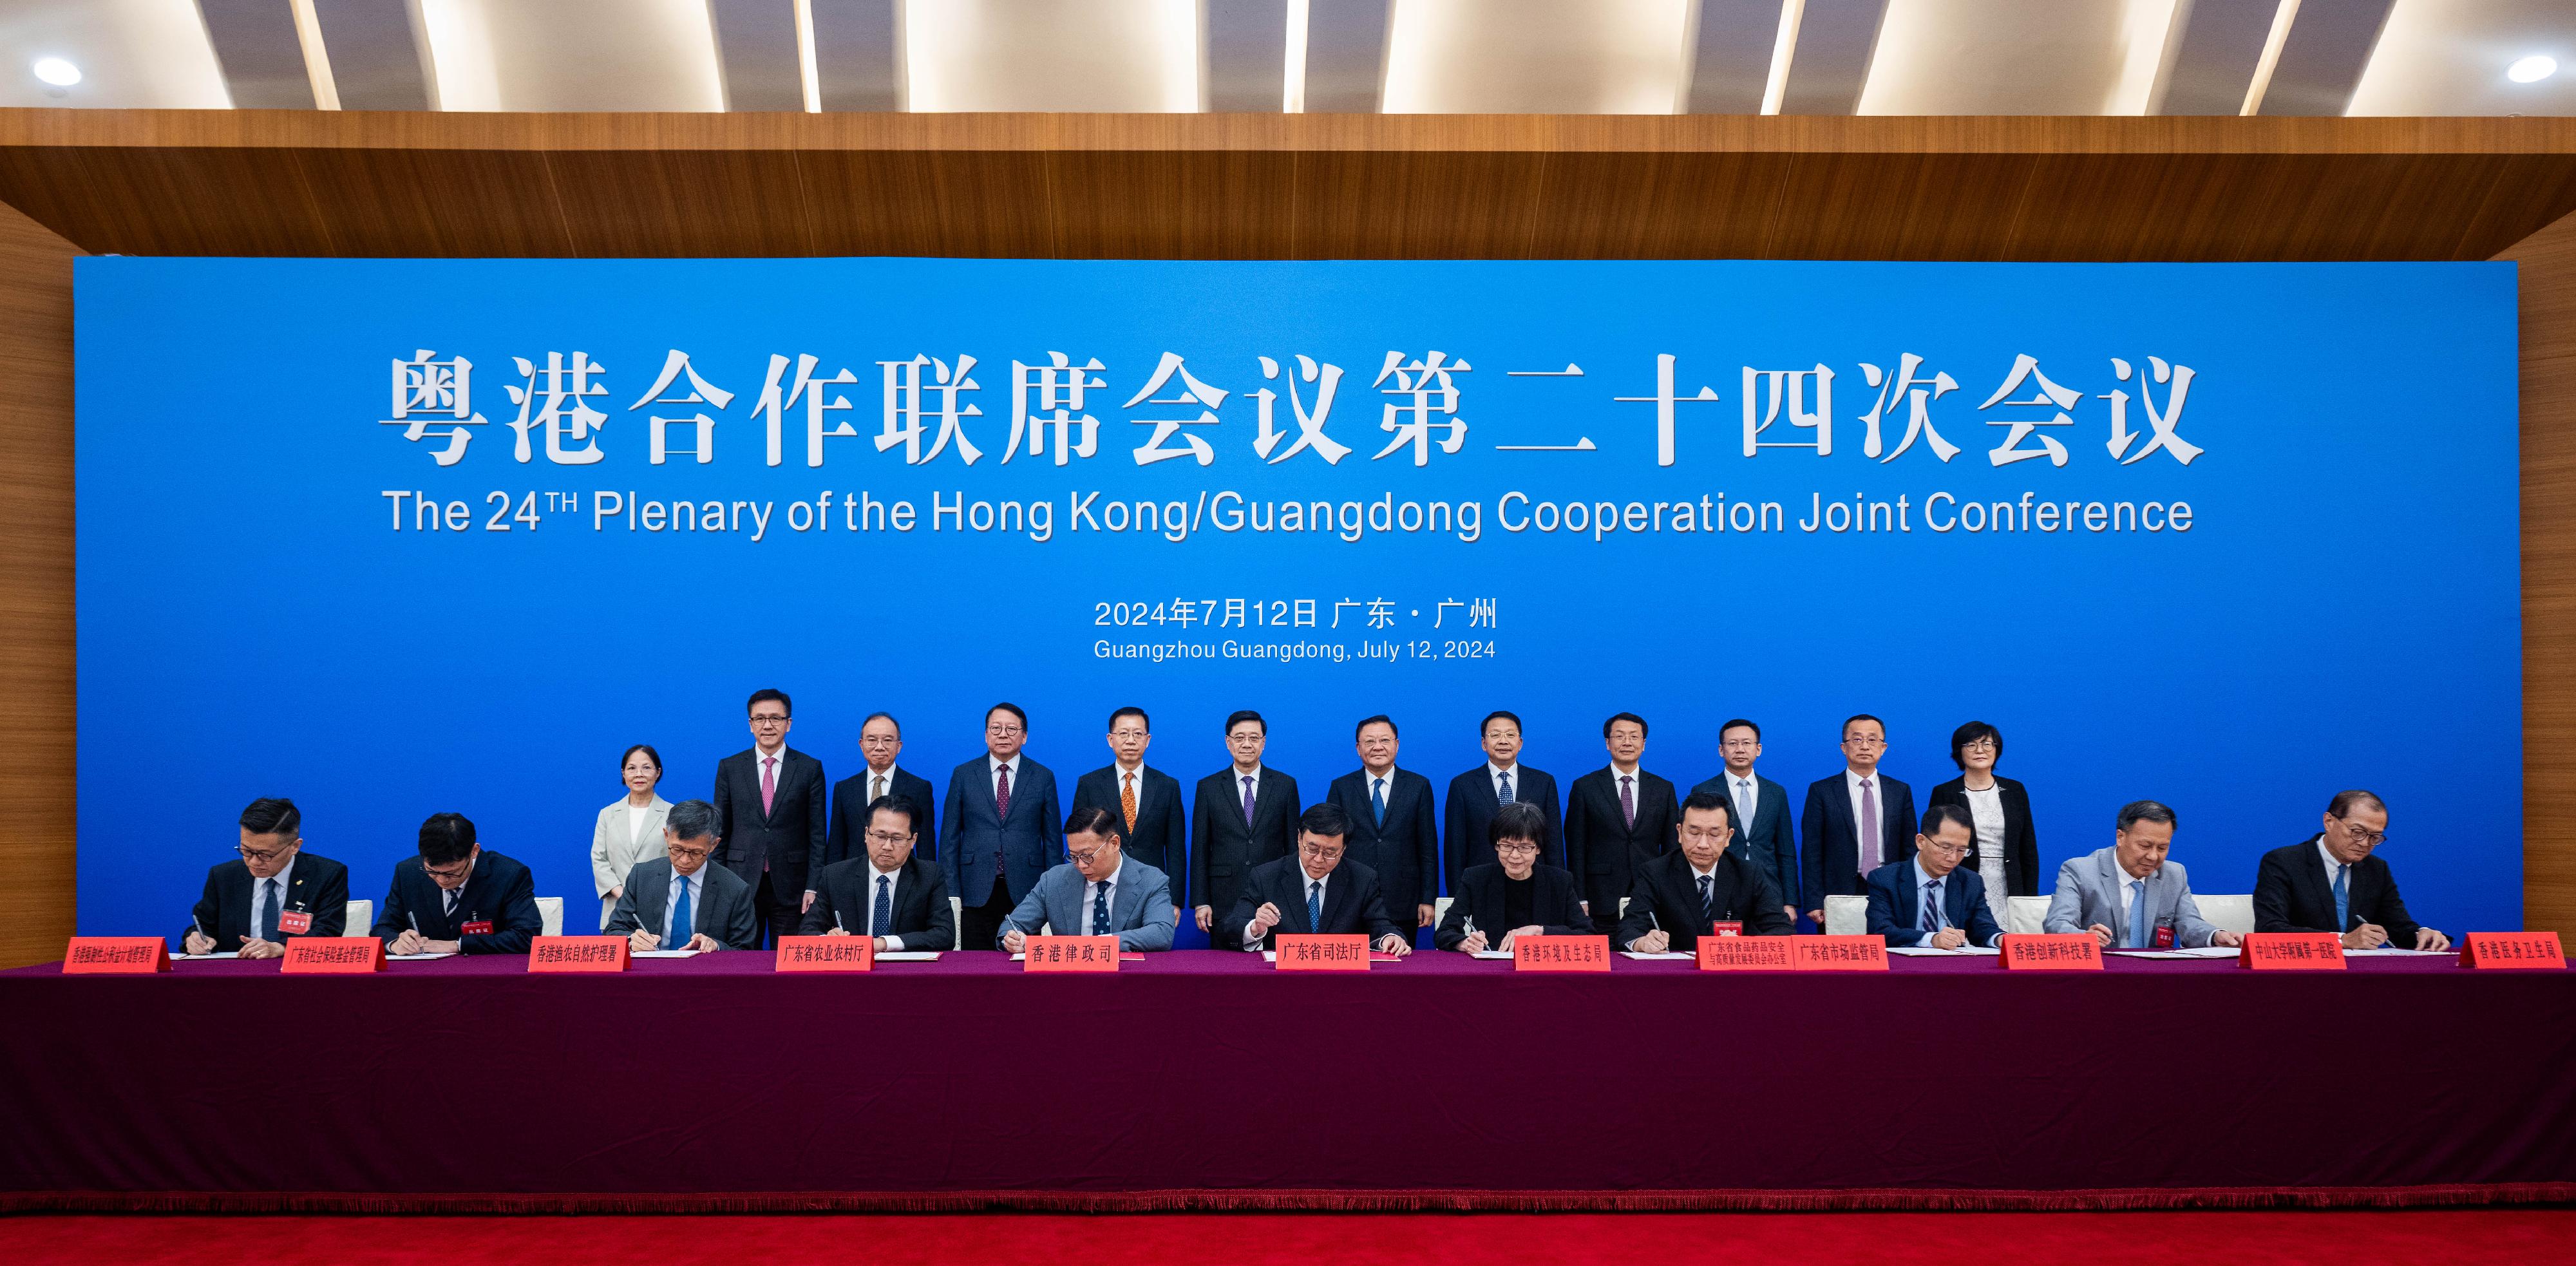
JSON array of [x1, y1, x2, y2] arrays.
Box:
[[2499, 206, 2576, 936], [0, 197, 76, 969]]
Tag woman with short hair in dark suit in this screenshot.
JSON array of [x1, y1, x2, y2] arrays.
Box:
[[1436, 802, 1589, 952], [1926, 721, 2038, 927]]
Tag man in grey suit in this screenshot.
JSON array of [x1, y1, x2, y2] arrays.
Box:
[[607, 799, 760, 951], [2043, 799, 2244, 950], [998, 806, 1177, 952]]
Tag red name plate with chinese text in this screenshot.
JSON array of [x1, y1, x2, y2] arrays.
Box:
[[1023, 935, 1119, 972], [2460, 931, 2566, 970], [2239, 932, 2345, 970], [1696, 936, 1793, 970], [1710, 921, 1743, 937], [2000, 934, 2104, 970], [281, 937, 385, 974], [62, 938, 169, 974], [529, 936, 630, 972], [1789, 935, 1889, 970], [1274, 934, 1370, 970], [1512, 935, 1610, 971], [775, 936, 873, 972]]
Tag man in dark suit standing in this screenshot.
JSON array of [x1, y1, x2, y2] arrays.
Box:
[[372, 812, 544, 956], [1564, 712, 1678, 934], [2253, 789, 2449, 950], [182, 797, 348, 958], [806, 793, 955, 950], [1444, 710, 1563, 892], [1616, 793, 1792, 951], [713, 688, 827, 947], [1326, 715, 1438, 945], [820, 711, 937, 872], [1229, 803, 1410, 956], [1800, 713, 1915, 928], [1691, 718, 1799, 928], [1071, 706, 1187, 924], [940, 701, 1063, 952], [1190, 710, 1302, 947]]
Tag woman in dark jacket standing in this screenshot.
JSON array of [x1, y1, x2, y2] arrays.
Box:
[[1926, 721, 2038, 927]]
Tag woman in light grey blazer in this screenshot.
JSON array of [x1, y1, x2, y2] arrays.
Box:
[[591, 744, 673, 931]]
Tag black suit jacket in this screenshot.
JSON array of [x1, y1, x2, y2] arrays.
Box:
[[1226, 856, 1401, 950], [1444, 764, 1563, 890], [802, 854, 955, 950], [1615, 849, 1792, 949], [1690, 771, 1799, 914], [370, 849, 543, 955], [1564, 766, 1679, 931], [1926, 776, 2041, 900], [2253, 836, 2425, 944], [1800, 771, 1916, 909], [712, 745, 828, 899], [1072, 764, 1188, 903], [1327, 768, 1439, 927], [1190, 766, 1301, 941], [1434, 862, 1589, 950], [184, 852, 349, 949], [822, 766, 939, 871]]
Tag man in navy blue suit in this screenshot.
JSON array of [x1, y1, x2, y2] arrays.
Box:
[[1691, 718, 1799, 928], [941, 702, 1064, 952], [1326, 715, 1438, 944], [1866, 804, 2003, 949], [373, 812, 544, 956]]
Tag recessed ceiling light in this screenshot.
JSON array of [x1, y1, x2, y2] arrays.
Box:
[[2508, 55, 2557, 84], [32, 57, 80, 88]]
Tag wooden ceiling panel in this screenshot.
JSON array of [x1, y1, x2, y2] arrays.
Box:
[[543, 149, 813, 257], [795, 149, 1061, 258]]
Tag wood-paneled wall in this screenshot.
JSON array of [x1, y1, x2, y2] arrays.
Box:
[[0, 198, 76, 969], [2499, 207, 2576, 937]]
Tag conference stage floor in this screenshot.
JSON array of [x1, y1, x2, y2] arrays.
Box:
[[3, 950, 2569, 1212]]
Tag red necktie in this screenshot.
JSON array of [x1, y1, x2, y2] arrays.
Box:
[[996, 763, 1012, 821]]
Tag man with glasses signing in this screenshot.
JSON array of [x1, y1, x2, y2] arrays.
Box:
[[182, 797, 348, 958], [1229, 804, 1410, 956], [806, 795, 954, 950], [998, 806, 1175, 952], [2254, 789, 2448, 951], [374, 812, 543, 955], [608, 798, 757, 951], [1864, 805, 2004, 949]]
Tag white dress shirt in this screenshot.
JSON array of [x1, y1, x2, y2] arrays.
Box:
[[860, 763, 902, 808], [2316, 840, 2353, 913], [1246, 865, 1331, 949], [860, 858, 904, 943], [1962, 781, 2009, 918], [246, 855, 298, 941], [1083, 858, 1124, 936], [990, 753, 1023, 804], [663, 864, 701, 945], [1488, 761, 1522, 801], [1115, 761, 1147, 815], [1845, 768, 1887, 876]]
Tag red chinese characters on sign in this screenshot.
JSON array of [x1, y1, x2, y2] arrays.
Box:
[[1023, 934, 1119, 972], [62, 937, 170, 974], [1274, 934, 1370, 971], [2239, 932, 2345, 970], [1696, 936, 1794, 970], [528, 936, 630, 973], [1511, 935, 1609, 972], [775, 936, 873, 972], [1788, 935, 1890, 971], [2000, 934, 2103, 971], [281, 936, 386, 974], [2459, 931, 2566, 970]]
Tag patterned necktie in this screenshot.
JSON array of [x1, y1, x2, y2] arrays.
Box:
[[1697, 873, 1714, 921], [1371, 777, 1387, 826], [2127, 879, 2149, 949], [872, 874, 893, 940], [761, 755, 778, 815], [2332, 862, 2350, 931], [442, 886, 459, 916], [1921, 878, 1942, 933], [1859, 777, 1879, 876], [670, 874, 693, 947], [258, 878, 280, 942], [1620, 775, 1636, 828], [1092, 880, 1112, 936], [1306, 880, 1323, 932], [995, 762, 1012, 821], [1242, 775, 1257, 826], [1498, 770, 1514, 804], [1121, 773, 1137, 832]]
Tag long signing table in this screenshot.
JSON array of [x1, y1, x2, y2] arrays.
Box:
[[3, 949, 2571, 1212]]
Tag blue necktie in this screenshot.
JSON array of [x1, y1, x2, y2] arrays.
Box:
[[1306, 880, 1323, 932], [1921, 879, 1942, 933], [258, 878, 281, 942], [2127, 879, 2148, 949], [668, 874, 693, 948], [2332, 863, 2349, 931], [871, 875, 893, 941], [1371, 777, 1387, 826], [1092, 880, 1111, 936], [1497, 771, 1514, 804]]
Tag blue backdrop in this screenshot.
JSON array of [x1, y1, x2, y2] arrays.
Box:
[[75, 256, 2523, 942]]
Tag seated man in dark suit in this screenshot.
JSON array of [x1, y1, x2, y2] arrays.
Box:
[[1228, 802, 1410, 956], [607, 798, 759, 951], [1866, 804, 2005, 949], [182, 797, 348, 958], [372, 812, 545, 956], [1616, 791, 1792, 952], [805, 793, 956, 950], [2253, 789, 2448, 950], [1436, 802, 1589, 952]]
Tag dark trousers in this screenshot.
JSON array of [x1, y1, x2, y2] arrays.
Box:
[[753, 872, 802, 949], [960, 874, 1013, 952]]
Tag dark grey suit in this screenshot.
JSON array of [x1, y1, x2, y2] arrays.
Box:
[[605, 857, 759, 950]]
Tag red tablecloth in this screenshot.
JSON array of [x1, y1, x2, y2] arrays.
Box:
[[3, 949, 2570, 1211]]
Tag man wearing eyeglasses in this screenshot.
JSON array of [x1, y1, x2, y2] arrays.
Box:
[[806, 794, 954, 950], [373, 812, 544, 955], [820, 712, 938, 873], [1864, 805, 2004, 949], [714, 688, 828, 949], [2253, 789, 2448, 951], [1070, 706, 1187, 925], [998, 806, 1176, 952], [942, 701, 1064, 953], [1801, 714, 1916, 930], [1191, 710, 1302, 948], [1616, 792, 1792, 952], [608, 798, 758, 951], [181, 797, 348, 958], [1229, 803, 1410, 956]]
